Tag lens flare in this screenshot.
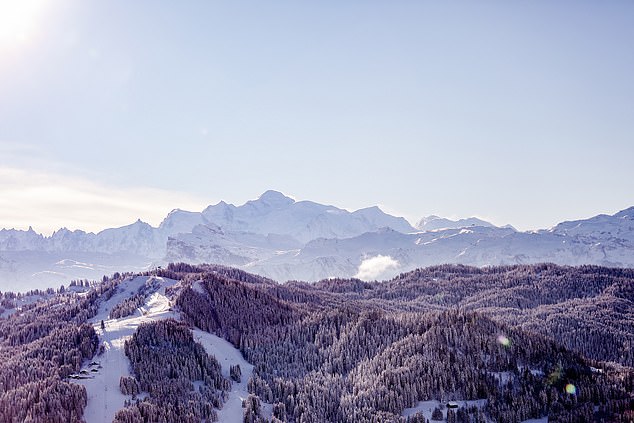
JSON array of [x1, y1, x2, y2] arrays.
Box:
[[497, 335, 511, 347], [0, 0, 48, 48], [565, 384, 577, 395]]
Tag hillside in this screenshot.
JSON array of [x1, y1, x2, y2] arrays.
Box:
[[0, 263, 632, 422]]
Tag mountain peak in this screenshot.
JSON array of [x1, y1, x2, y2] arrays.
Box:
[[416, 216, 495, 231], [357, 205, 382, 213], [614, 206, 634, 219], [256, 190, 295, 206], [52, 227, 70, 235], [127, 218, 152, 229]]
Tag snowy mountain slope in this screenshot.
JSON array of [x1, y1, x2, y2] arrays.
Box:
[[158, 208, 211, 237], [0, 226, 47, 250], [548, 206, 634, 244], [165, 223, 303, 267], [0, 221, 162, 257], [246, 212, 634, 281], [254, 206, 634, 280], [75, 276, 180, 423], [416, 215, 496, 231], [194, 329, 273, 422], [0, 250, 151, 292], [247, 226, 516, 281], [93, 220, 162, 257], [165, 225, 255, 267], [351, 206, 416, 234], [50, 228, 97, 251], [73, 276, 268, 423], [201, 190, 417, 242]]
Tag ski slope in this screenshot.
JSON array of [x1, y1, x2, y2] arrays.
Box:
[[72, 275, 269, 422], [73, 276, 179, 423], [194, 330, 272, 421]]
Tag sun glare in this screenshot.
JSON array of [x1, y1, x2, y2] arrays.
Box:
[[0, 0, 47, 48]]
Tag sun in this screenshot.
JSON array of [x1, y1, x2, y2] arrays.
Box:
[[0, 0, 48, 48]]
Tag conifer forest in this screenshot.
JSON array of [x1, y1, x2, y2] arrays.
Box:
[[0, 263, 632, 422]]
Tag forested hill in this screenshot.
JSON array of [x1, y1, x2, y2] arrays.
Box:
[[172, 262, 634, 421], [298, 264, 634, 367], [0, 263, 632, 422]]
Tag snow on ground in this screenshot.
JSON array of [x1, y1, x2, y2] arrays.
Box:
[[73, 276, 179, 423], [403, 399, 548, 423], [192, 279, 206, 294], [0, 291, 58, 318], [194, 329, 273, 422], [402, 399, 487, 421], [71, 275, 269, 423], [519, 365, 545, 377]]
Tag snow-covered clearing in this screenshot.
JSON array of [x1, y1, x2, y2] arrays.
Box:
[[192, 279, 206, 294], [0, 293, 51, 318], [194, 329, 272, 422], [518, 365, 545, 377], [73, 276, 179, 423], [402, 399, 487, 421], [402, 399, 548, 423]]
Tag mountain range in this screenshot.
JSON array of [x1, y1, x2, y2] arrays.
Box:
[[1, 189, 633, 291]]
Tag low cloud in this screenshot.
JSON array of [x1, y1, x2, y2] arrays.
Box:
[[0, 166, 208, 235], [355, 254, 399, 281]]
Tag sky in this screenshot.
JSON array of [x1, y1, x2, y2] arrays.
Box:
[[1, 0, 633, 235]]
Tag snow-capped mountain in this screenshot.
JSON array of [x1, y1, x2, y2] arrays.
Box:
[[0, 221, 161, 257], [1, 191, 633, 291], [158, 209, 209, 237], [0, 226, 46, 251], [415, 215, 496, 231], [200, 190, 416, 242], [0, 191, 417, 290], [548, 206, 634, 244]]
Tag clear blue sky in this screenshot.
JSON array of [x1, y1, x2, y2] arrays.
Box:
[[1, 0, 633, 234]]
